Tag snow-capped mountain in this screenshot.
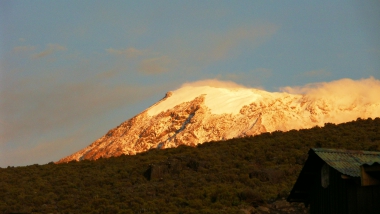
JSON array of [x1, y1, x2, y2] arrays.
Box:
[[57, 80, 380, 163]]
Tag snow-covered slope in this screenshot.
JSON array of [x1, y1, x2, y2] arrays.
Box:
[[148, 86, 264, 116], [57, 80, 380, 163]]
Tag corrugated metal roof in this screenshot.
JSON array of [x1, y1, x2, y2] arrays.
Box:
[[312, 148, 380, 177]]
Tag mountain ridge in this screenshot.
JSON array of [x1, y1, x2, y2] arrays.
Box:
[[57, 81, 380, 163]]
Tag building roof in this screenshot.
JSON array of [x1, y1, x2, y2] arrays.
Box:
[[312, 148, 380, 177], [287, 148, 380, 203]]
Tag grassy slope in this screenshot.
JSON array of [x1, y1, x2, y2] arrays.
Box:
[[1, 118, 379, 213]]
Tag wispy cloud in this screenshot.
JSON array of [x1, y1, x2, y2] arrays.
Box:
[[155, 24, 277, 74], [105, 24, 276, 77], [201, 24, 278, 61], [13, 45, 35, 53], [0, 129, 85, 166], [0, 73, 169, 149], [32, 43, 67, 59], [106, 47, 146, 58], [96, 67, 122, 79], [138, 56, 174, 74], [106, 47, 176, 75]]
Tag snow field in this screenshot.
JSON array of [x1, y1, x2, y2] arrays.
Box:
[[147, 86, 262, 116]]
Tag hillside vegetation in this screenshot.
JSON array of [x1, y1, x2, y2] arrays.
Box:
[[1, 118, 380, 213]]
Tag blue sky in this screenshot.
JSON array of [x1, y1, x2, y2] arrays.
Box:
[[1, 0, 379, 167]]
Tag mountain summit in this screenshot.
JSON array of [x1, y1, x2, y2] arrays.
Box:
[[57, 79, 380, 163]]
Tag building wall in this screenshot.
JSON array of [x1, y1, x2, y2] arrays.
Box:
[[310, 166, 348, 214], [348, 184, 380, 214], [310, 166, 380, 214]]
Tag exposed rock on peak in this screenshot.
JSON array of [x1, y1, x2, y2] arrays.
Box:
[[57, 83, 380, 163]]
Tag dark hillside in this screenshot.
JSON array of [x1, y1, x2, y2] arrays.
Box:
[[1, 118, 379, 213]]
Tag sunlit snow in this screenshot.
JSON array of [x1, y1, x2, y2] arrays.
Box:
[[148, 86, 263, 116]]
